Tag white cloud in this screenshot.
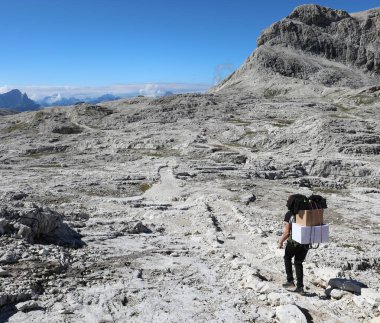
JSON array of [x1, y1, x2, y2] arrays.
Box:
[[0, 85, 11, 94], [44, 93, 62, 104], [213, 64, 235, 85], [139, 84, 166, 97], [0, 83, 211, 100]]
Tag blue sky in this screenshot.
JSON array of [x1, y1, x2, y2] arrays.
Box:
[[0, 0, 379, 97]]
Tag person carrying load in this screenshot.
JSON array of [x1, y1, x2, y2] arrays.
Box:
[[278, 194, 328, 295]]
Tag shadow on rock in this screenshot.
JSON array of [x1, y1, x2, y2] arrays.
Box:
[[297, 306, 314, 322], [36, 222, 86, 248], [300, 291, 318, 298], [0, 304, 18, 322]]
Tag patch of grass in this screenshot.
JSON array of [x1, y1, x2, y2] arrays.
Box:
[[334, 103, 351, 113], [340, 244, 364, 252], [365, 122, 375, 130], [144, 151, 164, 157], [224, 142, 247, 148], [244, 130, 257, 136], [34, 111, 46, 120], [84, 189, 121, 197], [78, 203, 88, 210], [245, 130, 268, 136], [327, 113, 354, 119], [264, 88, 288, 99], [210, 144, 226, 151], [352, 95, 377, 105], [224, 118, 251, 126], [314, 188, 345, 195], [272, 119, 294, 128], [4, 122, 28, 133], [30, 163, 62, 168], [139, 183, 152, 192], [241, 130, 262, 139], [26, 152, 56, 159], [139, 149, 181, 158], [40, 196, 73, 204]]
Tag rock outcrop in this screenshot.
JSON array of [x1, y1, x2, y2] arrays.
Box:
[[0, 196, 84, 247], [259, 5, 380, 74]]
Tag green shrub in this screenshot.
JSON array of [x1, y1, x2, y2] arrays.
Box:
[[354, 95, 376, 105], [139, 183, 152, 192], [263, 88, 288, 99]]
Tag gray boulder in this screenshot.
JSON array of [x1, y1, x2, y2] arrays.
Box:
[[130, 222, 152, 234], [328, 278, 367, 294], [240, 193, 256, 205], [0, 252, 19, 264], [16, 300, 41, 312]]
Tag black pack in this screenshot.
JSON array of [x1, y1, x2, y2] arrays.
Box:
[[286, 194, 310, 215], [308, 194, 327, 209]]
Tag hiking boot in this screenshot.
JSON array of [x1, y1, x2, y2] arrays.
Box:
[[294, 287, 306, 296], [282, 281, 295, 288]]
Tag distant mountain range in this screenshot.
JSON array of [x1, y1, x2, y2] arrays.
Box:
[[37, 93, 123, 107], [0, 90, 125, 113], [36, 91, 176, 107], [0, 89, 178, 114], [0, 89, 40, 112], [0, 108, 17, 116]]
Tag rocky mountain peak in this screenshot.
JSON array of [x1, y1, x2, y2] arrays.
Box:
[[0, 89, 40, 112], [214, 5, 380, 94], [257, 4, 380, 74], [7, 89, 23, 98], [286, 4, 350, 27]]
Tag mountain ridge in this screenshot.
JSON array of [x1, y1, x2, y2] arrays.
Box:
[[0, 89, 40, 112]]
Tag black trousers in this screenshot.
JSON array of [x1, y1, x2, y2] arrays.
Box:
[[284, 241, 309, 288]]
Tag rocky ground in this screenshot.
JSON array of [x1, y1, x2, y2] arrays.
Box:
[[0, 90, 379, 322], [1, 4, 380, 323]]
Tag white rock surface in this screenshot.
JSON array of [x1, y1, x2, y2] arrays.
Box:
[[16, 300, 39, 312], [361, 288, 380, 305], [267, 292, 294, 306], [330, 288, 345, 300], [276, 304, 307, 323]]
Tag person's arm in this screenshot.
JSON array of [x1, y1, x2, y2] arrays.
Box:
[[278, 222, 291, 249]]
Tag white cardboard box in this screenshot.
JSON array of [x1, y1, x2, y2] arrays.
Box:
[[292, 223, 329, 244]]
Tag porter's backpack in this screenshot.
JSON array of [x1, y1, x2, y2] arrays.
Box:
[[308, 194, 327, 209], [286, 194, 309, 215]]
